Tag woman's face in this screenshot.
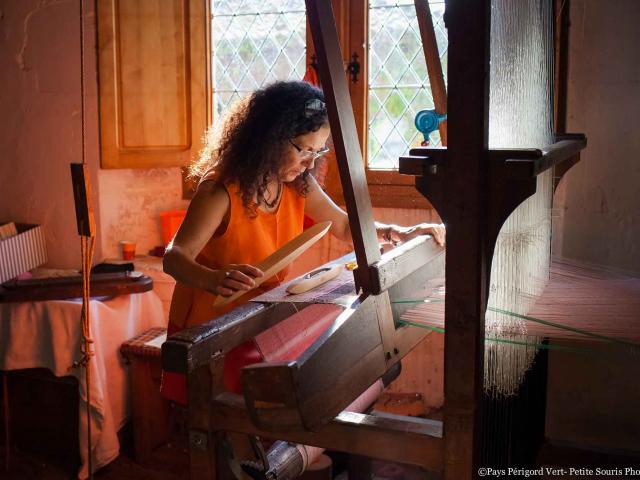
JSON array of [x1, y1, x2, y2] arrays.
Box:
[[279, 124, 331, 183]]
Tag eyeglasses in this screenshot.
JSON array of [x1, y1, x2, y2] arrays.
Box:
[[289, 140, 330, 162]]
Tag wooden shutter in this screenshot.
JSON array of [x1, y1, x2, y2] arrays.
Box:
[[97, 0, 210, 168]]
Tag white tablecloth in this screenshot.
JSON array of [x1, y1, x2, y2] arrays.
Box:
[[0, 291, 165, 478]]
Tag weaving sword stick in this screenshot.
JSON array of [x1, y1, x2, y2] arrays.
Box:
[[213, 221, 332, 306]]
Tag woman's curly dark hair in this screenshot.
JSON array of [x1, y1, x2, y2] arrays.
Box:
[[190, 81, 328, 214]]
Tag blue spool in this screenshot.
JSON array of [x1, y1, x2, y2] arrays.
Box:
[[415, 109, 447, 144]]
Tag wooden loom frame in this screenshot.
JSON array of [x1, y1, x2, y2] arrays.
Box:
[[161, 1, 586, 479]]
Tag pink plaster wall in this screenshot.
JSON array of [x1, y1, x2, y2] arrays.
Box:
[[0, 0, 102, 269], [547, 0, 640, 454], [97, 168, 188, 259], [553, 0, 640, 274], [0, 0, 190, 268]]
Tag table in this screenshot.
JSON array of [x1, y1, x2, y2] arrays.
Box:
[[0, 291, 165, 478]]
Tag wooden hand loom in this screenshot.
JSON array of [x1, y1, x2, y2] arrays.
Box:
[[161, 1, 448, 476], [161, 1, 587, 479]]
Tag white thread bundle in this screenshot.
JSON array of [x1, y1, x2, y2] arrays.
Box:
[[486, 0, 554, 395]]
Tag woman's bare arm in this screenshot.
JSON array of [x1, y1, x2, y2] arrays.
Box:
[[163, 182, 262, 296], [304, 175, 351, 242], [304, 175, 445, 246]]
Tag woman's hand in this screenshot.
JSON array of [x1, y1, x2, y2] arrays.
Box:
[[212, 264, 264, 297], [381, 223, 446, 247]]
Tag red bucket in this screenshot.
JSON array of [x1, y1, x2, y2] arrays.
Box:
[[160, 210, 187, 246]]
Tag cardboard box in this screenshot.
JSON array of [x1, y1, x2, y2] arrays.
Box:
[[0, 223, 48, 284]]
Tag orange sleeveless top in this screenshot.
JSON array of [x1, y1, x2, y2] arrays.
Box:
[[162, 181, 305, 403], [168, 181, 305, 331]]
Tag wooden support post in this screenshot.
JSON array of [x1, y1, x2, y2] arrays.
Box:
[[305, 0, 380, 293], [405, 5, 586, 476], [188, 365, 217, 479], [553, 0, 572, 191], [441, 2, 491, 479], [553, 0, 570, 135]]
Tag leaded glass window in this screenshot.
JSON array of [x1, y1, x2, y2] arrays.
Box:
[[211, 0, 307, 120], [368, 0, 447, 169]]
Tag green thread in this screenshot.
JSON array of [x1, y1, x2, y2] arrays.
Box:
[[393, 297, 640, 354], [397, 320, 591, 355], [487, 306, 640, 351]]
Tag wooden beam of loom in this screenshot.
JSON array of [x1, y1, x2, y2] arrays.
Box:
[[305, 0, 380, 294], [414, 0, 448, 145], [437, 3, 491, 477], [241, 295, 397, 432], [209, 393, 443, 470], [162, 236, 444, 376]]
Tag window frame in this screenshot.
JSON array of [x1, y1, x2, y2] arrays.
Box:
[[198, 0, 433, 208], [345, 0, 433, 209]]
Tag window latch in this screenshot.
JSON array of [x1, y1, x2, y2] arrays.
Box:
[[346, 52, 361, 83]]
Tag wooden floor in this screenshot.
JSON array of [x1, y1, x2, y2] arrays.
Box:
[[539, 442, 640, 480], [0, 443, 189, 480], [4, 440, 640, 480], [0, 447, 434, 480]]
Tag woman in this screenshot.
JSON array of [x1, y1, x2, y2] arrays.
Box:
[[161, 80, 444, 474], [163, 79, 444, 396]]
